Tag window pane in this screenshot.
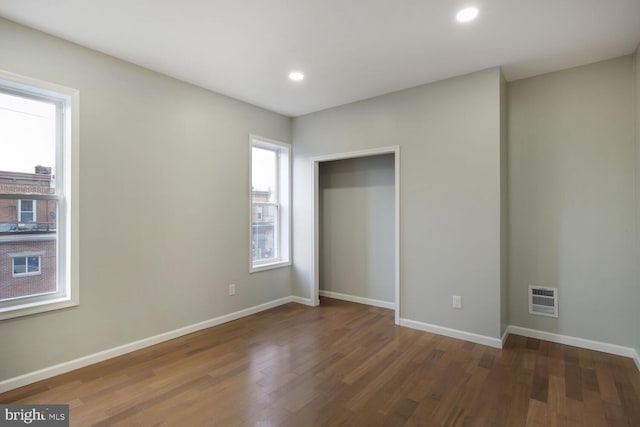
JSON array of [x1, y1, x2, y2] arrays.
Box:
[[12, 257, 26, 274], [252, 147, 277, 203], [252, 204, 278, 262], [1, 199, 57, 298], [27, 256, 40, 272], [0, 92, 56, 195]]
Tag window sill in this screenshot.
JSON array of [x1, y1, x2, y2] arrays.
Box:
[[0, 297, 78, 321], [250, 260, 291, 273], [12, 272, 42, 278]]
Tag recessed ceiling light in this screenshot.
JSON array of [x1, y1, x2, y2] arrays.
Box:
[[289, 71, 304, 81], [456, 7, 479, 23]]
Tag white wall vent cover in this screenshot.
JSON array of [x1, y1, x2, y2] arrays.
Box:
[[529, 286, 558, 318]]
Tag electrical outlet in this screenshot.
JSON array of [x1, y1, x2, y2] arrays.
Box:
[[228, 284, 236, 296], [452, 295, 462, 309]]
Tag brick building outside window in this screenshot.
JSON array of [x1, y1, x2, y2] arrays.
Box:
[[0, 166, 57, 301]]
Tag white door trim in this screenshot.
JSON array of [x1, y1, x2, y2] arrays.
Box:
[[310, 145, 401, 325]]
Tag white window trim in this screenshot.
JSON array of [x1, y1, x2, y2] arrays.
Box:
[[18, 199, 37, 223], [0, 69, 79, 320], [12, 254, 42, 277], [249, 135, 291, 273]]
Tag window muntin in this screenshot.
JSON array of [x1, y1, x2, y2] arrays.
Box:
[[0, 70, 77, 319], [250, 136, 290, 272]]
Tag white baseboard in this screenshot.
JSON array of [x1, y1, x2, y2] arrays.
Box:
[[319, 290, 395, 310], [0, 296, 302, 394], [501, 328, 510, 347], [507, 325, 640, 370], [290, 296, 316, 306], [399, 318, 503, 349]]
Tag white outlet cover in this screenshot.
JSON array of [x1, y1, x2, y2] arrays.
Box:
[[452, 295, 462, 309]]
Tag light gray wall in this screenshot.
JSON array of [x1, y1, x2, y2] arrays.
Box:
[[500, 71, 508, 336], [508, 56, 637, 347], [293, 68, 504, 339], [635, 45, 640, 356], [319, 154, 395, 303], [0, 18, 292, 381]]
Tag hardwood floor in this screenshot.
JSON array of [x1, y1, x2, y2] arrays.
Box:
[[2, 297, 640, 426]]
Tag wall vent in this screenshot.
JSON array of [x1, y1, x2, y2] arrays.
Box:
[[528, 286, 558, 318]]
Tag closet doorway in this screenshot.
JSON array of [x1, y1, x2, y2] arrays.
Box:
[[311, 146, 400, 324]]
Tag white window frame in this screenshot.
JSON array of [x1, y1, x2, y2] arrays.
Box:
[[249, 135, 291, 273], [12, 254, 42, 277], [18, 199, 37, 223], [0, 70, 79, 320]]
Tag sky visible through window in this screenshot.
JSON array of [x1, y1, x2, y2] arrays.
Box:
[[0, 92, 55, 174], [252, 147, 276, 194]]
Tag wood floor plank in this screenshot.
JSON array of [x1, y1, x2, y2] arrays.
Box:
[[525, 398, 550, 426], [505, 382, 532, 427], [581, 389, 609, 427], [531, 353, 549, 403], [596, 365, 622, 405], [565, 362, 583, 401], [1, 297, 639, 426]]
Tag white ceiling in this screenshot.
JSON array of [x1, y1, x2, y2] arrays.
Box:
[[1, 0, 639, 117]]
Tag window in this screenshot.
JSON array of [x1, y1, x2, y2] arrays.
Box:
[[18, 199, 36, 223], [250, 135, 290, 272], [0, 70, 78, 319], [12, 255, 41, 277]]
